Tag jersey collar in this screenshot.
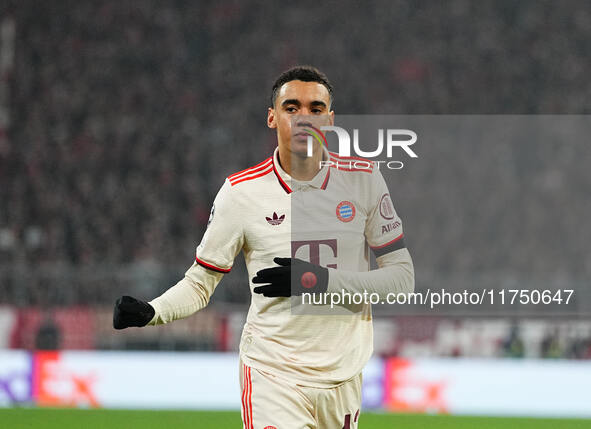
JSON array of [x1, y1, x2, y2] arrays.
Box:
[[272, 147, 331, 194]]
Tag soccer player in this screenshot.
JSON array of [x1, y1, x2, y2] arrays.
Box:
[[113, 66, 414, 429]]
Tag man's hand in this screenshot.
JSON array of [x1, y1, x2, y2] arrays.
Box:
[[252, 257, 328, 297], [113, 296, 155, 330]]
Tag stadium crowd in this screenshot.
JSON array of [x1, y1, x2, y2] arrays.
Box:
[[0, 1, 589, 355]]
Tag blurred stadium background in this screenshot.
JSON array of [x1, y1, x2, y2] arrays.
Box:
[[1, 0, 590, 426]]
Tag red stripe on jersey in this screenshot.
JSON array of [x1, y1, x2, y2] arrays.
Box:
[[272, 158, 292, 193], [329, 151, 375, 166], [228, 157, 272, 180], [230, 167, 272, 186], [371, 232, 404, 249], [195, 256, 231, 273], [320, 167, 331, 190], [229, 161, 272, 184]]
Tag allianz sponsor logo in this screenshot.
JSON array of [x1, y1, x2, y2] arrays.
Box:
[[381, 220, 401, 235]]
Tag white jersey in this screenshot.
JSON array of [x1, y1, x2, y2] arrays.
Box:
[[194, 147, 405, 387]]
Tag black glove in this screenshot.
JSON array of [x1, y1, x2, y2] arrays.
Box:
[[252, 257, 329, 297], [113, 296, 155, 330]]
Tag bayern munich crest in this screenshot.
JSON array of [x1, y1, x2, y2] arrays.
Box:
[[336, 201, 356, 222]]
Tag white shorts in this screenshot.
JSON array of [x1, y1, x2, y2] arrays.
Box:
[[240, 360, 362, 429]]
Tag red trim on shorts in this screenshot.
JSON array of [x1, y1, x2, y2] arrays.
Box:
[[241, 365, 247, 428], [247, 366, 253, 428], [241, 364, 253, 429]]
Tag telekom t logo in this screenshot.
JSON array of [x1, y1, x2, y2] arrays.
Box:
[[305, 126, 418, 159], [292, 239, 338, 268]]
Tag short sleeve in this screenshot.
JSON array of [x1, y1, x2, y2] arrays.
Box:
[[364, 169, 405, 257], [195, 179, 244, 272]]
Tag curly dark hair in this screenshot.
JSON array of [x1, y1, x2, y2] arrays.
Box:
[[270, 65, 334, 107]]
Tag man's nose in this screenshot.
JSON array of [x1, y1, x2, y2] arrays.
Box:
[[295, 117, 313, 127]]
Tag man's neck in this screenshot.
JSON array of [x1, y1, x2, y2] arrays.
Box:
[[277, 145, 324, 181]]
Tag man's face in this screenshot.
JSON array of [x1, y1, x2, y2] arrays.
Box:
[[267, 80, 334, 158]]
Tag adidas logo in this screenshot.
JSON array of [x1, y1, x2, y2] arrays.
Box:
[[266, 212, 285, 226]]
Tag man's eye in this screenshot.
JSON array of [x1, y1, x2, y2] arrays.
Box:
[[312, 109, 322, 114], [286, 107, 297, 113]]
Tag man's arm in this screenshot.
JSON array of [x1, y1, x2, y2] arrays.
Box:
[[113, 263, 224, 329], [113, 178, 244, 329], [326, 247, 414, 298], [252, 249, 413, 298], [146, 262, 224, 325]]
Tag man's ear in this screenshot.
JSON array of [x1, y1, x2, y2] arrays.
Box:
[[267, 107, 277, 129], [329, 110, 335, 126]]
